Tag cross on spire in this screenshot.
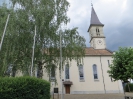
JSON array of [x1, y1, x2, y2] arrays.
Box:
[[91, 0, 93, 7]]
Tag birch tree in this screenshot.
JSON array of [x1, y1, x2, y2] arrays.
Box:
[[0, 0, 86, 78]]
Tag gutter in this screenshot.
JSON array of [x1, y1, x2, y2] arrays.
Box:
[[100, 55, 106, 94]]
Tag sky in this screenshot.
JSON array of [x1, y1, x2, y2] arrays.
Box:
[[67, 0, 133, 51], [0, 0, 133, 51]]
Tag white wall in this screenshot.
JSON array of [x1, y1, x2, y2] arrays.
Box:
[[43, 55, 123, 94]]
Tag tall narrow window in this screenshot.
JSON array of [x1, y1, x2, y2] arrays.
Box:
[[78, 64, 84, 81], [107, 60, 110, 66], [51, 64, 56, 80], [93, 64, 98, 79], [108, 60, 113, 82], [98, 29, 100, 32], [96, 28, 100, 36], [96, 28, 97, 33], [98, 29, 100, 36], [65, 64, 70, 79], [5, 64, 13, 76]]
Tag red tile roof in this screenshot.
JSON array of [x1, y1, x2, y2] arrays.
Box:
[[85, 47, 113, 56]]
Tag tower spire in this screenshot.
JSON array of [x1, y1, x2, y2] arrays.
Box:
[[90, 7, 104, 26], [88, 6, 104, 31]]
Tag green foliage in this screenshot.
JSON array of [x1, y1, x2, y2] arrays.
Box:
[[125, 83, 133, 92], [108, 47, 133, 82], [0, 76, 50, 99], [0, 0, 86, 77]]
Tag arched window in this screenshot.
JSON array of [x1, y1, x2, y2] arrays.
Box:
[[93, 64, 98, 79], [96, 28, 100, 36], [65, 64, 70, 79], [98, 29, 100, 32], [5, 64, 13, 76], [78, 64, 84, 81], [50, 64, 56, 80]]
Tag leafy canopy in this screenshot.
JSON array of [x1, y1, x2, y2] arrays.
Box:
[[0, 0, 86, 77], [108, 47, 133, 82]]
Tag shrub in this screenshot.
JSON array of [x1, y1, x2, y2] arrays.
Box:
[[0, 76, 50, 99], [125, 83, 133, 92]]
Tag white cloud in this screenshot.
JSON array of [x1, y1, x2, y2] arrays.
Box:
[[0, 0, 132, 50], [66, 0, 133, 50]]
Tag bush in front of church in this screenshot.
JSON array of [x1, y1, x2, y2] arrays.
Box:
[[0, 76, 50, 99]]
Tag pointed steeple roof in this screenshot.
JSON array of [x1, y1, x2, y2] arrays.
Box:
[[90, 7, 104, 26], [88, 7, 104, 31]]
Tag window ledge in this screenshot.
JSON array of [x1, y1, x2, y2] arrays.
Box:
[[94, 79, 99, 82], [80, 80, 85, 82], [65, 79, 70, 81]]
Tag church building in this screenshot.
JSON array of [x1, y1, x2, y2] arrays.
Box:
[[43, 6, 123, 94]]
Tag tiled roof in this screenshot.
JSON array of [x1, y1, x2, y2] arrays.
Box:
[[85, 47, 113, 56]]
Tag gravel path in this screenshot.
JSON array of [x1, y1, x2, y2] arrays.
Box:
[[52, 93, 133, 99]]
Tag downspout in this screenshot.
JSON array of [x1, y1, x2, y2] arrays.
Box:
[[100, 55, 106, 94], [117, 80, 120, 93]]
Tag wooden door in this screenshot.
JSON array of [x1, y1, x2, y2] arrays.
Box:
[[65, 85, 70, 94]]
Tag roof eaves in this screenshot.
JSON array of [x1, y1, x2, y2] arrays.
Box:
[[88, 24, 104, 32], [85, 54, 113, 56]]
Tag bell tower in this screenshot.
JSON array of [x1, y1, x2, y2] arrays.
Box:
[[88, 6, 106, 49]]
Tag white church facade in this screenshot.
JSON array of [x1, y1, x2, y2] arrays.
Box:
[[43, 7, 124, 94]]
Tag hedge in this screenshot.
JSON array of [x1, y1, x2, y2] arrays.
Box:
[[0, 76, 50, 99], [125, 83, 133, 92]]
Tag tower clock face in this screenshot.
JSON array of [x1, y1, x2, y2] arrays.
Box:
[[97, 40, 103, 45]]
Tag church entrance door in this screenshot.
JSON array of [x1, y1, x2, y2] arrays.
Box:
[[65, 85, 70, 94]]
